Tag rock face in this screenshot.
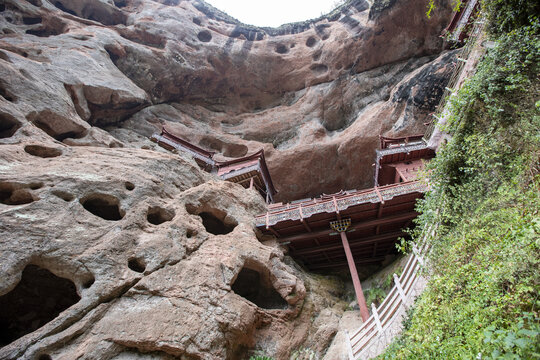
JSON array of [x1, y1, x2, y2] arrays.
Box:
[[0, 144, 309, 359], [0, 0, 454, 358], [0, 0, 454, 201]]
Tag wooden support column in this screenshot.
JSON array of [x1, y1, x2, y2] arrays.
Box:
[[341, 231, 370, 322], [331, 218, 369, 322]]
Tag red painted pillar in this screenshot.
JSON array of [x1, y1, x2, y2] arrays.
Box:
[[340, 231, 370, 322]]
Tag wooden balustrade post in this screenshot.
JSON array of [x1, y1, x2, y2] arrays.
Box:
[[371, 303, 383, 333], [412, 243, 425, 266], [345, 331, 355, 360], [393, 273, 408, 308]]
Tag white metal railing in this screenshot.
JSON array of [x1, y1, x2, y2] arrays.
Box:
[[347, 227, 435, 359], [424, 16, 486, 143]]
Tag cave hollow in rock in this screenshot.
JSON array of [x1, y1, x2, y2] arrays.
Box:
[[186, 204, 237, 235], [0, 265, 80, 347], [146, 206, 175, 225], [80, 193, 124, 221], [231, 266, 288, 310]]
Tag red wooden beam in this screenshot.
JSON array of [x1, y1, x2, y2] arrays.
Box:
[[309, 243, 397, 262], [307, 257, 386, 270], [290, 231, 405, 256], [276, 212, 418, 244], [267, 226, 281, 238]]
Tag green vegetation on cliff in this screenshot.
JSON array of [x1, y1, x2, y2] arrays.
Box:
[[379, 4, 539, 359]]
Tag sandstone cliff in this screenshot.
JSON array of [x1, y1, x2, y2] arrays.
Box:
[[0, 0, 453, 358]]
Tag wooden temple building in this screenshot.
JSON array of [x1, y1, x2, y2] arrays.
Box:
[[151, 126, 433, 321], [374, 135, 435, 186], [216, 150, 276, 203], [152, 127, 217, 170], [151, 127, 277, 203], [255, 135, 433, 321]]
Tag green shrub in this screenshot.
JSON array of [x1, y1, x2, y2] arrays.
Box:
[[365, 287, 387, 307], [249, 356, 274, 360], [482, 0, 540, 35]]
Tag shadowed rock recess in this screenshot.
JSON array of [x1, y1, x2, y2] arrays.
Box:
[[0, 0, 453, 358]]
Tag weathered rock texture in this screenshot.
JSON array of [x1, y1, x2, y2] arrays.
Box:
[[0, 0, 454, 358], [1, 0, 455, 201]]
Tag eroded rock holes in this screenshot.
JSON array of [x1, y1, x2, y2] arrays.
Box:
[[80, 194, 124, 221], [306, 36, 317, 47], [113, 0, 128, 7], [197, 30, 212, 42], [52, 190, 74, 202], [128, 257, 146, 273], [22, 16, 42, 25], [186, 228, 197, 238], [0, 183, 35, 205], [125, 181, 135, 191], [147, 206, 174, 225], [0, 113, 20, 138], [275, 44, 289, 54], [231, 266, 288, 309], [199, 136, 248, 158], [52, 0, 127, 25], [24, 145, 62, 158], [29, 182, 43, 190], [0, 81, 17, 102], [310, 63, 329, 75], [0, 265, 80, 347], [82, 274, 95, 289], [52, 1, 77, 16], [224, 143, 248, 158], [186, 205, 237, 235], [200, 212, 235, 235], [30, 116, 82, 142], [26, 23, 67, 38]]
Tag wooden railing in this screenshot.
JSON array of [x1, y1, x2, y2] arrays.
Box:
[[346, 229, 434, 360], [256, 181, 427, 228]]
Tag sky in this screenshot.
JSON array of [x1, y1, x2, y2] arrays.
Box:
[[204, 0, 341, 27]]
